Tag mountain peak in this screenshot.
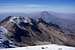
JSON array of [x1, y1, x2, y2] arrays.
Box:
[[41, 11, 50, 16], [0, 16, 75, 48]]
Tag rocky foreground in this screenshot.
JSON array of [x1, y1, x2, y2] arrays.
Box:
[[0, 16, 75, 48]]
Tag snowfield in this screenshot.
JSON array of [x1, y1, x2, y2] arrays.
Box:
[[0, 44, 75, 50]]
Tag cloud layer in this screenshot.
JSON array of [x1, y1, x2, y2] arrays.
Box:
[[0, 4, 75, 13]]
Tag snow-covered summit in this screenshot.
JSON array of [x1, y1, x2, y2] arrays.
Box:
[[10, 16, 31, 24]]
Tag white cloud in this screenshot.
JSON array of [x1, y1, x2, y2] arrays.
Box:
[[0, 4, 49, 13]]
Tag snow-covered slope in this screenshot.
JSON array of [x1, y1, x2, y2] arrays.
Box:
[[1, 44, 75, 50], [0, 26, 17, 48]]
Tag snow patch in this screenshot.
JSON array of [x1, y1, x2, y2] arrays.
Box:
[[0, 44, 75, 50]]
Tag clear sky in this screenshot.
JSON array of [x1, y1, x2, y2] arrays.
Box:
[[0, 0, 75, 13]]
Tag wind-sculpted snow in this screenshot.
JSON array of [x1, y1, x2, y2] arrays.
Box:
[[0, 26, 17, 48], [0, 26, 8, 42]]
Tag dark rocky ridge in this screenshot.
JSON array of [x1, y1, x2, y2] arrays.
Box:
[[0, 16, 75, 48]]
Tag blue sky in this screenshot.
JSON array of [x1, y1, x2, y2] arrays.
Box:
[[0, 0, 75, 13]]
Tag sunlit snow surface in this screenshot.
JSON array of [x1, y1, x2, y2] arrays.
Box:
[[0, 44, 75, 50]]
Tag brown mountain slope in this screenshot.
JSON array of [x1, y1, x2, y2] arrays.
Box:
[[0, 16, 75, 47]]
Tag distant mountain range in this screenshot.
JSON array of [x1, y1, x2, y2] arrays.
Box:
[[0, 11, 75, 34], [28, 11, 75, 34]]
